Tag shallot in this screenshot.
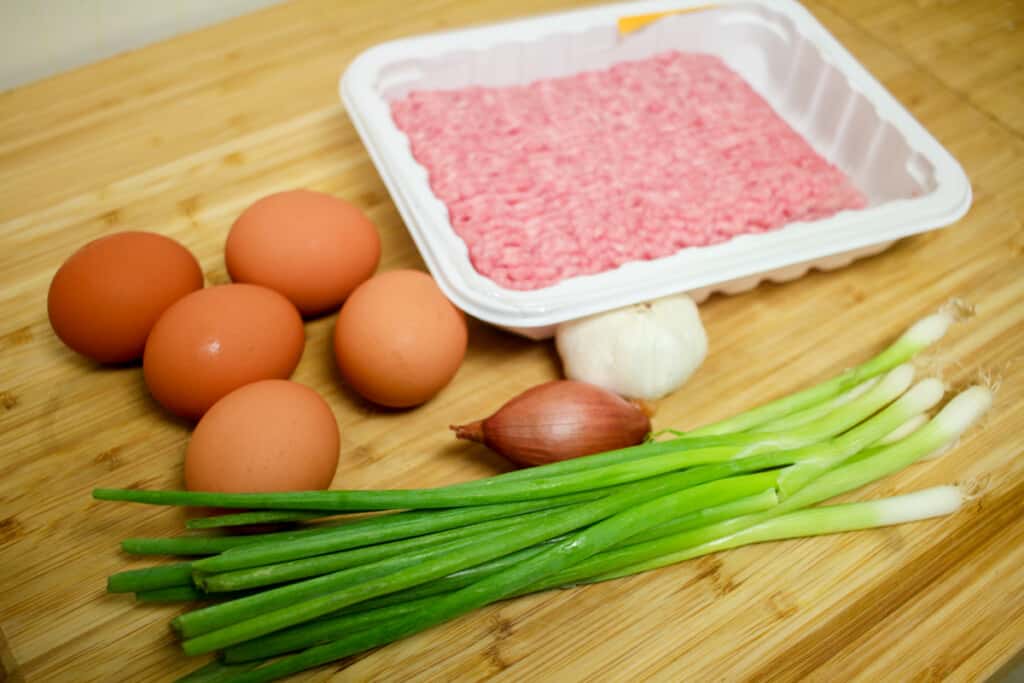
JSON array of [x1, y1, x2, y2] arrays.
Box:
[[450, 380, 652, 467]]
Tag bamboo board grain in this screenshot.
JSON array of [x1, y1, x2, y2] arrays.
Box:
[[1, 0, 1022, 681]]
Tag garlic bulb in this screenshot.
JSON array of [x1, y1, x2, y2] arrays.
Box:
[[555, 294, 708, 401]]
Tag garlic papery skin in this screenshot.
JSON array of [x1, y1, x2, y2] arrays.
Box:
[[555, 294, 708, 401]]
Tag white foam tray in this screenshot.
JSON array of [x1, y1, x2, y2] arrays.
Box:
[[341, 0, 971, 339]]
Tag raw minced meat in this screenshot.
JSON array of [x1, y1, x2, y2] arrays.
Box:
[[391, 51, 867, 290]]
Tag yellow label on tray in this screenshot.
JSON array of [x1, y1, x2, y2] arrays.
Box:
[[617, 6, 715, 35]]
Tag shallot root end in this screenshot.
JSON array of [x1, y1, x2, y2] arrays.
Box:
[[451, 421, 485, 443]]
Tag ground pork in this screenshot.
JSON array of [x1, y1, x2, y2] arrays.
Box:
[[391, 50, 866, 290]]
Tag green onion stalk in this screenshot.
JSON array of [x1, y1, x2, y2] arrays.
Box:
[[220, 387, 989, 680], [88, 308, 989, 683]]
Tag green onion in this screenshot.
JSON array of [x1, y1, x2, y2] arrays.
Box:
[[223, 385, 989, 681], [342, 488, 780, 616], [175, 658, 264, 682], [222, 485, 957, 667], [621, 489, 779, 545], [121, 536, 270, 556], [221, 489, 780, 664], [187, 511, 337, 529], [95, 364, 911, 517], [123, 492, 602, 557], [180, 471, 779, 654], [217, 477, 870, 681], [687, 310, 955, 436], [190, 504, 586, 599], [648, 485, 963, 559], [588, 387, 991, 581], [198, 506, 546, 592], [108, 562, 195, 593], [187, 490, 607, 574], [591, 486, 965, 584], [95, 309, 956, 516], [755, 377, 879, 432], [775, 377, 945, 497], [136, 586, 207, 603], [879, 413, 930, 446], [222, 596, 438, 664], [137, 586, 257, 604], [89, 309, 984, 683]]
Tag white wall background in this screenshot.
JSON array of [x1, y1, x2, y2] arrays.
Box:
[[0, 0, 285, 92]]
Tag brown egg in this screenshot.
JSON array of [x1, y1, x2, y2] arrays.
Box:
[[143, 283, 305, 420], [225, 189, 381, 317], [334, 269, 467, 408], [185, 380, 340, 492], [47, 231, 203, 363]]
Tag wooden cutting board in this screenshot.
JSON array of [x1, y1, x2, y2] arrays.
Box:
[[1, 0, 1022, 680]]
